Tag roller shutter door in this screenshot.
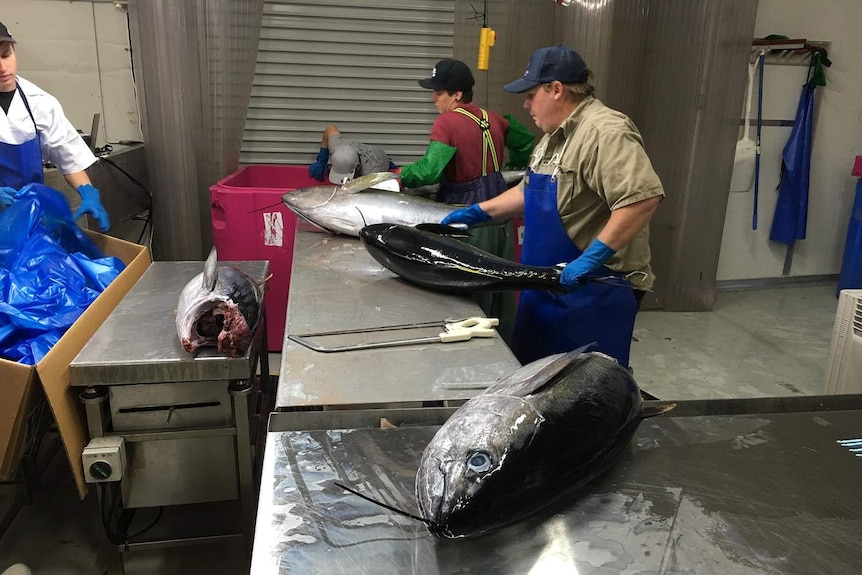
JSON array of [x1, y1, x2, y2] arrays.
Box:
[[240, 0, 455, 166]]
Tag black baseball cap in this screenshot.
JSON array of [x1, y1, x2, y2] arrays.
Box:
[[504, 45, 588, 93], [0, 21, 15, 44], [418, 59, 474, 92]]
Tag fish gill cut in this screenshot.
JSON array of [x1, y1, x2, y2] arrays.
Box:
[[175, 248, 263, 357]]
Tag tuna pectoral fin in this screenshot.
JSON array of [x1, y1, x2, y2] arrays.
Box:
[[414, 223, 472, 238], [342, 172, 399, 194], [641, 402, 677, 419], [202, 247, 218, 292]]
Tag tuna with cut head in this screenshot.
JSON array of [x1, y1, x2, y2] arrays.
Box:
[[175, 247, 262, 357], [415, 347, 673, 538]]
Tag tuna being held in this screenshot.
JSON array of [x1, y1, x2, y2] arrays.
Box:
[[281, 172, 457, 237], [359, 223, 566, 294], [175, 247, 263, 357], [415, 347, 673, 538]]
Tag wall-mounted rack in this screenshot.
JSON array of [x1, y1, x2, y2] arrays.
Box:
[[750, 38, 831, 67]]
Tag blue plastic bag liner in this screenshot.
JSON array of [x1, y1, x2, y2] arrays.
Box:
[[0, 184, 126, 365]]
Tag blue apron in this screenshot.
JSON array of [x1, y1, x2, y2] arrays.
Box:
[[509, 168, 638, 367], [769, 61, 816, 245], [0, 85, 45, 189]]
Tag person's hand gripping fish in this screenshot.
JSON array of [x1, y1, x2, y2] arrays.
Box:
[[559, 238, 616, 292]]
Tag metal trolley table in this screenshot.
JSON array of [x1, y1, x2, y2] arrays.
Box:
[[254, 397, 862, 575], [69, 260, 270, 563]]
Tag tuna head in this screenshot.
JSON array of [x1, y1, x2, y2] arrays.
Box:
[[175, 248, 262, 357], [415, 394, 545, 538]]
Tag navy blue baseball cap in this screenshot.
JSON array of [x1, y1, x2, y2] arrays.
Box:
[[503, 45, 588, 93]]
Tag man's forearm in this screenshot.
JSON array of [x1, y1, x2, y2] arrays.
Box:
[[478, 182, 525, 220], [596, 195, 661, 250], [63, 170, 92, 190]]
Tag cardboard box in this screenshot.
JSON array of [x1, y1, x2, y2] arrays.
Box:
[[0, 231, 151, 497]]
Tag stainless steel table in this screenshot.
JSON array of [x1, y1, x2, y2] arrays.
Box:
[[70, 260, 270, 561], [252, 398, 862, 574], [276, 232, 520, 410]]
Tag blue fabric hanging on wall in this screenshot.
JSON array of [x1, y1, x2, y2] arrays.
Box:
[[769, 55, 819, 245]]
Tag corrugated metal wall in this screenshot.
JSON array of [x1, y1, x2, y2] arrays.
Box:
[[240, 0, 456, 166], [128, 0, 263, 261], [636, 1, 758, 310]]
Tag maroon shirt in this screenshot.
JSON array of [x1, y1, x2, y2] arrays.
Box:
[[430, 103, 509, 184]]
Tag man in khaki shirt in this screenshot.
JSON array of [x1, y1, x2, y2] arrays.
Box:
[[442, 45, 664, 367]]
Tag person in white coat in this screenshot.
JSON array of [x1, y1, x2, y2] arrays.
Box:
[[0, 20, 109, 231]]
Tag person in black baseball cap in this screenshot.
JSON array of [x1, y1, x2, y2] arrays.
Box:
[[417, 59, 475, 93], [442, 44, 665, 368], [0, 21, 16, 44], [0, 19, 111, 230], [399, 57, 535, 342]]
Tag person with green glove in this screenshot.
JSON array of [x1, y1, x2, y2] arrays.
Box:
[[400, 58, 535, 341], [442, 46, 664, 368], [0, 21, 110, 231]]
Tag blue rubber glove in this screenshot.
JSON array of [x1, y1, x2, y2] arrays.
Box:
[[441, 203, 491, 228], [73, 184, 111, 232], [0, 186, 16, 207], [308, 147, 330, 181], [560, 238, 616, 292]]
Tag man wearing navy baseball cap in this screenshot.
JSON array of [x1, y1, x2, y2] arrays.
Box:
[[443, 45, 665, 369]]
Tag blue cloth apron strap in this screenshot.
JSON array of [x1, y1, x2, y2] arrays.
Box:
[[510, 168, 638, 367], [0, 84, 45, 189]]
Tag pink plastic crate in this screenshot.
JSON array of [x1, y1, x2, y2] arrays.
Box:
[[210, 165, 317, 352]]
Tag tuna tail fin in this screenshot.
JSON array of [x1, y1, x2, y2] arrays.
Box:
[[641, 402, 677, 419], [334, 481, 436, 528], [202, 246, 218, 292]]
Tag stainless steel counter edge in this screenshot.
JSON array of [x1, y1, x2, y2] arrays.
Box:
[[268, 393, 862, 432]]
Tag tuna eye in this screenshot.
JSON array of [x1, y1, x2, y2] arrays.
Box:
[[466, 451, 492, 473]]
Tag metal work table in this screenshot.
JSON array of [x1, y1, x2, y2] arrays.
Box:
[[253, 398, 862, 574], [70, 260, 270, 561], [276, 231, 520, 410], [70, 261, 269, 385]]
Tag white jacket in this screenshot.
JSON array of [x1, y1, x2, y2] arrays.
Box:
[[0, 76, 96, 175]]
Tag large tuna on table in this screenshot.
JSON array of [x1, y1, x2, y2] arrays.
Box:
[[359, 223, 565, 294], [175, 247, 263, 357], [415, 348, 673, 538], [281, 172, 457, 237]]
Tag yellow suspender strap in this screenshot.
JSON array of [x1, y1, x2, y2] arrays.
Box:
[[454, 107, 500, 176]]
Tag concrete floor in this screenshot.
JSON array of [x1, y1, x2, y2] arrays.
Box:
[[630, 284, 838, 400], [0, 284, 842, 574]]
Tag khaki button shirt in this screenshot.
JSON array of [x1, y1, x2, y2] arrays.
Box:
[[530, 96, 665, 290]]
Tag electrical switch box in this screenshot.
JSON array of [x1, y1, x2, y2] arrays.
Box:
[[82, 436, 127, 483]]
